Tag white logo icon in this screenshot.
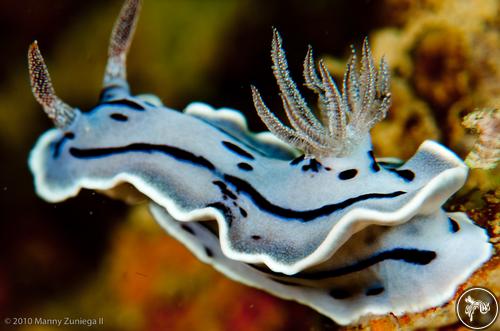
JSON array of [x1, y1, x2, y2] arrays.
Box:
[[465, 295, 491, 322], [456, 287, 498, 330]]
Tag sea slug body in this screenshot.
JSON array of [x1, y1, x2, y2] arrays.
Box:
[[27, 0, 492, 325]]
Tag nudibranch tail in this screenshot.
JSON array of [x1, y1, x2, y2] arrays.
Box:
[[28, 41, 78, 129], [252, 31, 391, 158], [102, 0, 142, 99]]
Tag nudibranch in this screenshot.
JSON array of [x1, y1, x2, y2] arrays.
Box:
[[28, 0, 492, 325]]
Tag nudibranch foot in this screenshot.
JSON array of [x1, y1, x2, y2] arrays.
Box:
[[150, 204, 492, 326]]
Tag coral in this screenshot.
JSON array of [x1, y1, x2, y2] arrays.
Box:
[[355, 0, 500, 160], [370, 77, 440, 158], [462, 108, 500, 170]]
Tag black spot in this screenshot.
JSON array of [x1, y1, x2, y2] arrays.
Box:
[[222, 141, 255, 160], [366, 286, 384, 296], [52, 132, 75, 158], [290, 155, 305, 165], [389, 169, 415, 182], [338, 169, 358, 180], [204, 247, 214, 257], [325, 167, 331, 171], [237, 163, 253, 171], [368, 151, 380, 172], [181, 224, 195, 235], [239, 207, 248, 217], [110, 113, 128, 121], [251, 235, 261, 240], [449, 217, 460, 233], [329, 288, 351, 299], [100, 99, 145, 111], [301, 159, 322, 172], [398, 170, 415, 181], [70, 143, 215, 171], [213, 181, 238, 200]]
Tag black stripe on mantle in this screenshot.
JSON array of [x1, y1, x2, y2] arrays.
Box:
[[224, 175, 405, 221], [253, 248, 436, 280], [69, 143, 407, 222]]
